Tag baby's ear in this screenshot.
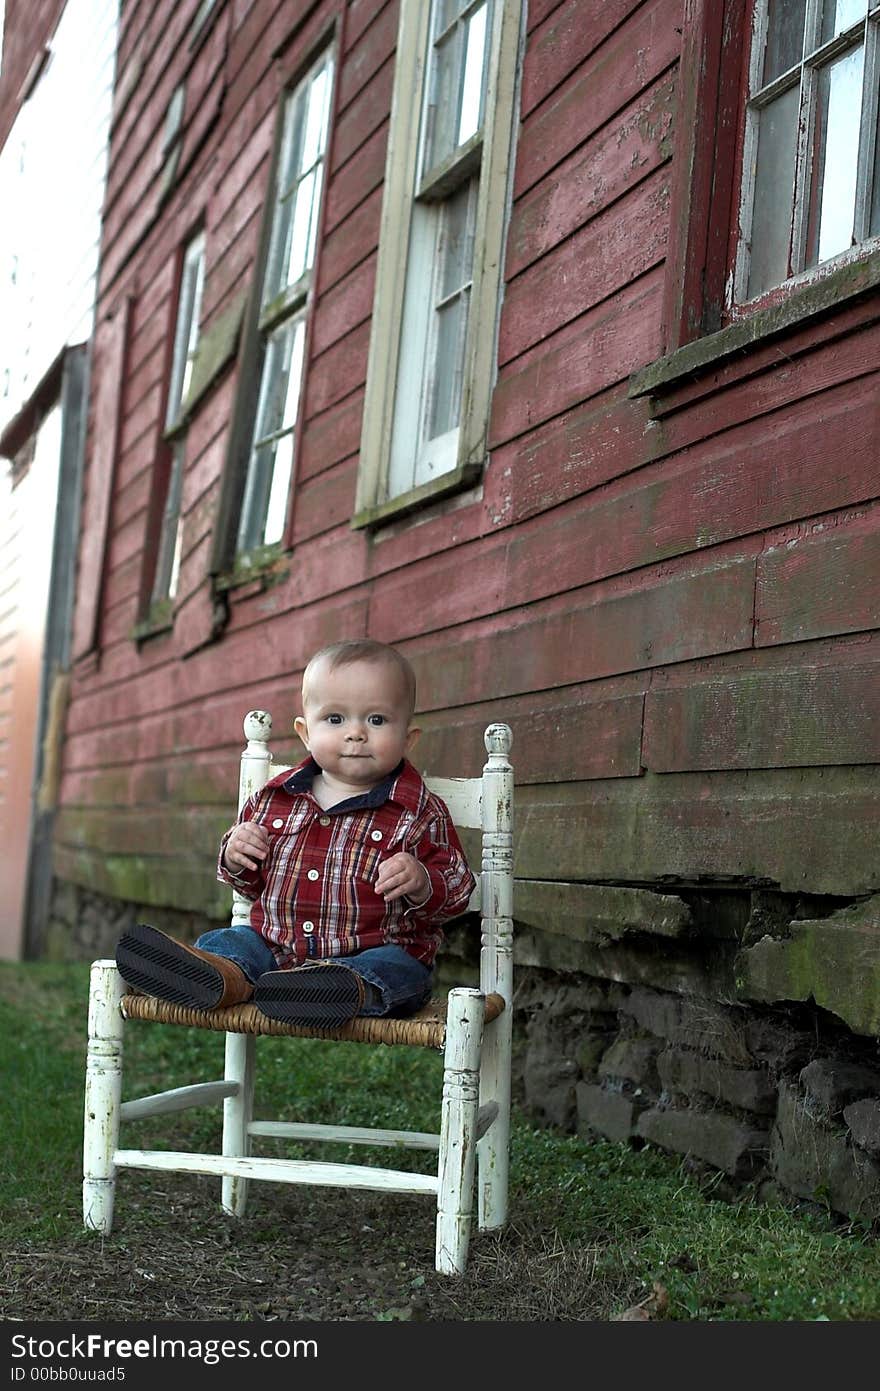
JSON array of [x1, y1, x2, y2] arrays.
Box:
[[294, 715, 310, 749], [405, 725, 421, 754]]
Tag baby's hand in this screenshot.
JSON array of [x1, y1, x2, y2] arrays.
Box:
[[375, 852, 431, 905], [224, 822, 269, 873]]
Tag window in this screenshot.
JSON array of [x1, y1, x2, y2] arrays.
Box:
[[147, 230, 205, 615], [355, 0, 522, 526], [738, 0, 880, 302], [628, 0, 880, 392], [159, 82, 186, 200], [234, 46, 334, 561]]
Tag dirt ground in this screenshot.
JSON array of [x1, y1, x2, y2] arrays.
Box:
[[2, 1173, 623, 1324]]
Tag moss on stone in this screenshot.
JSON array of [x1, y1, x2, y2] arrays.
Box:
[[737, 896, 880, 1037]]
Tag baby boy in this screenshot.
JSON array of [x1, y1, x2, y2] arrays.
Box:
[[115, 639, 475, 1026]]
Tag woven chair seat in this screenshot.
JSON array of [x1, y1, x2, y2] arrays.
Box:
[[121, 990, 505, 1050]]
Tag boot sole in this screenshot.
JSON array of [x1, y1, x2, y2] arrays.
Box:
[[116, 923, 224, 1010], [254, 965, 362, 1026]]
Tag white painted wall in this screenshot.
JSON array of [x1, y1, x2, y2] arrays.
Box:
[[0, 0, 119, 435]]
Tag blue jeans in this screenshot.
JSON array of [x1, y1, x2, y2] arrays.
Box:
[[194, 926, 433, 1018]]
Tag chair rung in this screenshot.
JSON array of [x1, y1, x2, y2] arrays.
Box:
[[120, 1081, 238, 1122], [112, 1149, 440, 1195], [247, 1121, 440, 1150]]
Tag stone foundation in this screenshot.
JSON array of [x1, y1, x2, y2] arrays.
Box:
[[44, 878, 218, 964], [512, 887, 880, 1222]]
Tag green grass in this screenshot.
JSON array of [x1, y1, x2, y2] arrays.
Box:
[[3, 961, 880, 1320]]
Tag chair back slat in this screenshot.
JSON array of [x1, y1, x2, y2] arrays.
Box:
[[268, 764, 482, 830], [422, 776, 482, 829]]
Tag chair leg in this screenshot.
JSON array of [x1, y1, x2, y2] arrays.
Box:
[[436, 988, 485, 1275], [83, 961, 125, 1234], [221, 1031, 255, 1216], [477, 1008, 511, 1230]]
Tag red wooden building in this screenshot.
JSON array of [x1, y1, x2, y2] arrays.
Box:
[[23, 0, 880, 1209]]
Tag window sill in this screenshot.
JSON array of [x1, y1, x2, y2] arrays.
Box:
[[132, 602, 175, 644], [213, 546, 291, 594], [629, 245, 880, 401], [351, 460, 482, 531]]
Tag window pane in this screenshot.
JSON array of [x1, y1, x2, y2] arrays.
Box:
[[263, 433, 294, 546], [748, 84, 800, 296], [254, 332, 294, 442], [807, 43, 865, 265], [427, 180, 476, 439], [302, 63, 331, 169], [424, 28, 462, 170], [151, 441, 185, 604], [763, 0, 807, 83], [280, 315, 306, 432], [264, 93, 305, 295], [439, 180, 475, 298], [252, 317, 305, 446], [152, 232, 203, 607], [423, 1, 492, 174], [820, 0, 867, 44], [238, 317, 305, 552], [278, 88, 308, 196], [165, 234, 205, 429], [286, 165, 317, 288], [429, 291, 468, 438], [438, 0, 467, 30], [263, 54, 333, 304], [458, 3, 488, 146], [236, 440, 276, 553], [178, 257, 205, 407]]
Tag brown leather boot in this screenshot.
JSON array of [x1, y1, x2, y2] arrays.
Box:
[[116, 922, 253, 1010], [253, 961, 371, 1026]]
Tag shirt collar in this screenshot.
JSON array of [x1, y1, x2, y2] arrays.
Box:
[[283, 756, 423, 814]]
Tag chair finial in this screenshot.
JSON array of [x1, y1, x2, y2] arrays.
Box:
[[243, 710, 272, 742], [484, 723, 512, 756]]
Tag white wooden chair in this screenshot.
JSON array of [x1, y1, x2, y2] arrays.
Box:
[[83, 713, 513, 1275]]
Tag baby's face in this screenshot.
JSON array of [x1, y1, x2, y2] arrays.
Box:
[[295, 658, 418, 788]]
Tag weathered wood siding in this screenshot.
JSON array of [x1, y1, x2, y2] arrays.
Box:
[[0, 0, 66, 148], [56, 0, 880, 917]]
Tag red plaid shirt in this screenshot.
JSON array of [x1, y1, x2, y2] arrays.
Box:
[[217, 757, 475, 967]]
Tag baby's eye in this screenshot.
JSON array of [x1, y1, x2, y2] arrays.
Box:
[[367, 714, 387, 726], [326, 713, 344, 725]]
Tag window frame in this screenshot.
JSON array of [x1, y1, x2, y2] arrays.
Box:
[[211, 37, 337, 582], [353, 0, 523, 530], [136, 228, 205, 635], [735, 0, 880, 306], [630, 0, 880, 399]]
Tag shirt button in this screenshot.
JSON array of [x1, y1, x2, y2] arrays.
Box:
[[272, 818, 284, 828], [307, 869, 319, 881], [302, 921, 315, 934], [370, 830, 383, 841], [319, 816, 330, 826]]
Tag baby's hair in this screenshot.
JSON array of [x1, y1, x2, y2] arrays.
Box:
[[302, 639, 417, 717]]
